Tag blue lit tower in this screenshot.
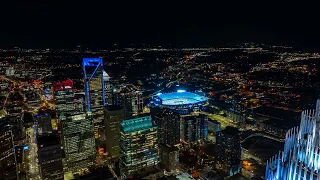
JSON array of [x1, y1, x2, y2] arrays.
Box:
[[82, 58, 106, 139], [265, 99, 320, 180]]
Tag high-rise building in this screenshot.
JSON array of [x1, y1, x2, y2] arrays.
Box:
[[0, 118, 17, 180], [180, 114, 208, 143], [37, 135, 63, 180], [215, 126, 241, 177], [265, 99, 320, 180], [153, 111, 180, 147], [159, 144, 179, 173], [53, 79, 96, 174], [82, 58, 105, 139], [104, 105, 124, 159], [60, 112, 96, 173], [34, 109, 55, 136], [112, 84, 143, 120], [53, 79, 75, 122], [120, 116, 158, 178], [103, 71, 113, 106], [74, 92, 86, 113]]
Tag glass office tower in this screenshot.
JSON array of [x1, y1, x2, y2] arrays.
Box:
[[120, 116, 158, 178], [60, 113, 96, 173], [82, 58, 105, 139]]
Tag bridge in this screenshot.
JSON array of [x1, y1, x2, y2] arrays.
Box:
[[241, 132, 285, 143]]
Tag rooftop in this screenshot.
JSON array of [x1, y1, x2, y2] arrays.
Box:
[[121, 116, 155, 133]]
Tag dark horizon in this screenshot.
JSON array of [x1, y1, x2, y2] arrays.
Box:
[[1, 2, 319, 49]]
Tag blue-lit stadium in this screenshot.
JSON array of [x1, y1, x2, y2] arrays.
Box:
[[150, 90, 209, 114]]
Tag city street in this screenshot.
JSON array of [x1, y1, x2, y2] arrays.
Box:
[[26, 127, 41, 180]]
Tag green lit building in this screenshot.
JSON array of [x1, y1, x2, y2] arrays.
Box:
[[120, 116, 159, 178]]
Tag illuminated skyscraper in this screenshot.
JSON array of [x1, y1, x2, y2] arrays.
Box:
[[120, 116, 158, 178], [60, 112, 96, 173], [0, 117, 17, 180], [82, 58, 105, 139], [53, 79, 96, 174], [53, 79, 75, 122], [265, 100, 320, 180]]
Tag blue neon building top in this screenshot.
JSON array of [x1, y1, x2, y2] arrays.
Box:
[[82, 58, 103, 66], [121, 116, 155, 133], [155, 91, 208, 106]]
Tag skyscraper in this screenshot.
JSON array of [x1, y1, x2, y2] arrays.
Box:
[[60, 112, 96, 173], [112, 84, 143, 120], [153, 111, 180, 147], [104, 105, 124, 159], [120, 116, 158, 178], [0, 116, 17, 180], [53, 79, 96, 174], [83, 58, 105, 139], [37, 135, 64, 180], [34, 109, 55, 136], [215, 126, 241, 177], [265, 99, 320, 180], [53, 79, 75, 122], [103, 70, 113, 106], [180, 114, 208, 143]]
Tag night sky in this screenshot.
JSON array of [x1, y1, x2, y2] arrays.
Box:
[[0, 2, 319, 48]]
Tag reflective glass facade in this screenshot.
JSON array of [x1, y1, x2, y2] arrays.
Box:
[[104, 105, 124, 159], [82, 58, 105, 139], [215, 127, 241, 177], [61, 113, 96, 173], [120, 116, 159, 178], [181, 114, 208, 143]]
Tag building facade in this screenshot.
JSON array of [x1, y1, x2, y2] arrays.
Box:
[[265, 99, 320, 180], [34, 110, 54, 136], [0, 120, 17, 180], [104, 105, 124, 159], [153, 111, 180, 147], [60, 112, 96, 173], [181, 114, 208, 143], [215, 126, 242, 177], [37, 135, 64, 180], [120, 116, 158, 178], [53, 79, 75, 122], [112, 84, 143, 120], [82, 58, 105, 139], [159, 144, 179, 173]]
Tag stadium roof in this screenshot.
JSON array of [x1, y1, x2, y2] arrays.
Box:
[[156, 91, 208, 106]]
